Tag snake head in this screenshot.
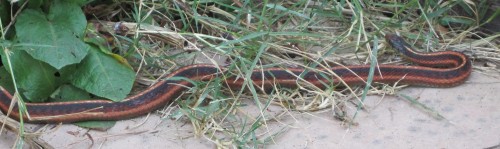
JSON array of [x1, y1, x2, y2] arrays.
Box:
[[385, 34, 411, 54]]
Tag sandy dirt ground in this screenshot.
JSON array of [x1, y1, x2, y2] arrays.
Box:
[[1, 72, 499, 149]]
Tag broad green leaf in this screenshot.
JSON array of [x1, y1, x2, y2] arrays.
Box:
[[1, 49, 57, 102], [26, 0, 43, 8], [75, 0, 92, 6], [58, 63, 82, 84], [48, 0, 87, 35], [70, 46, 135, 101], [50, 84, 91, 102], [84, 23, 116, 51], [0, 0, 9, 27], [0, 67, 14, 93], [15, 0, 89, 69], [84, 25, 133, 69], [0, 39, 13, 54]]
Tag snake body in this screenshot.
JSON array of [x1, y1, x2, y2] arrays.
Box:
[[0, 34, 472, 123]]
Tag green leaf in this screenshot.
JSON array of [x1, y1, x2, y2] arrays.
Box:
[[26, 0, 44, 8], [84, 25, 133, 69], [57, 65, 75, 83], [69, 46, 135, 101], [74, 120, 116, 130], [0, 0, 10, 27], [1, 49, 57, 102], [74, 0, 92, 6], [0, 67, 14, 93], [47, 0, 87, 35], [15, 0, 89, 69], [50, 84, 91, 102]]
